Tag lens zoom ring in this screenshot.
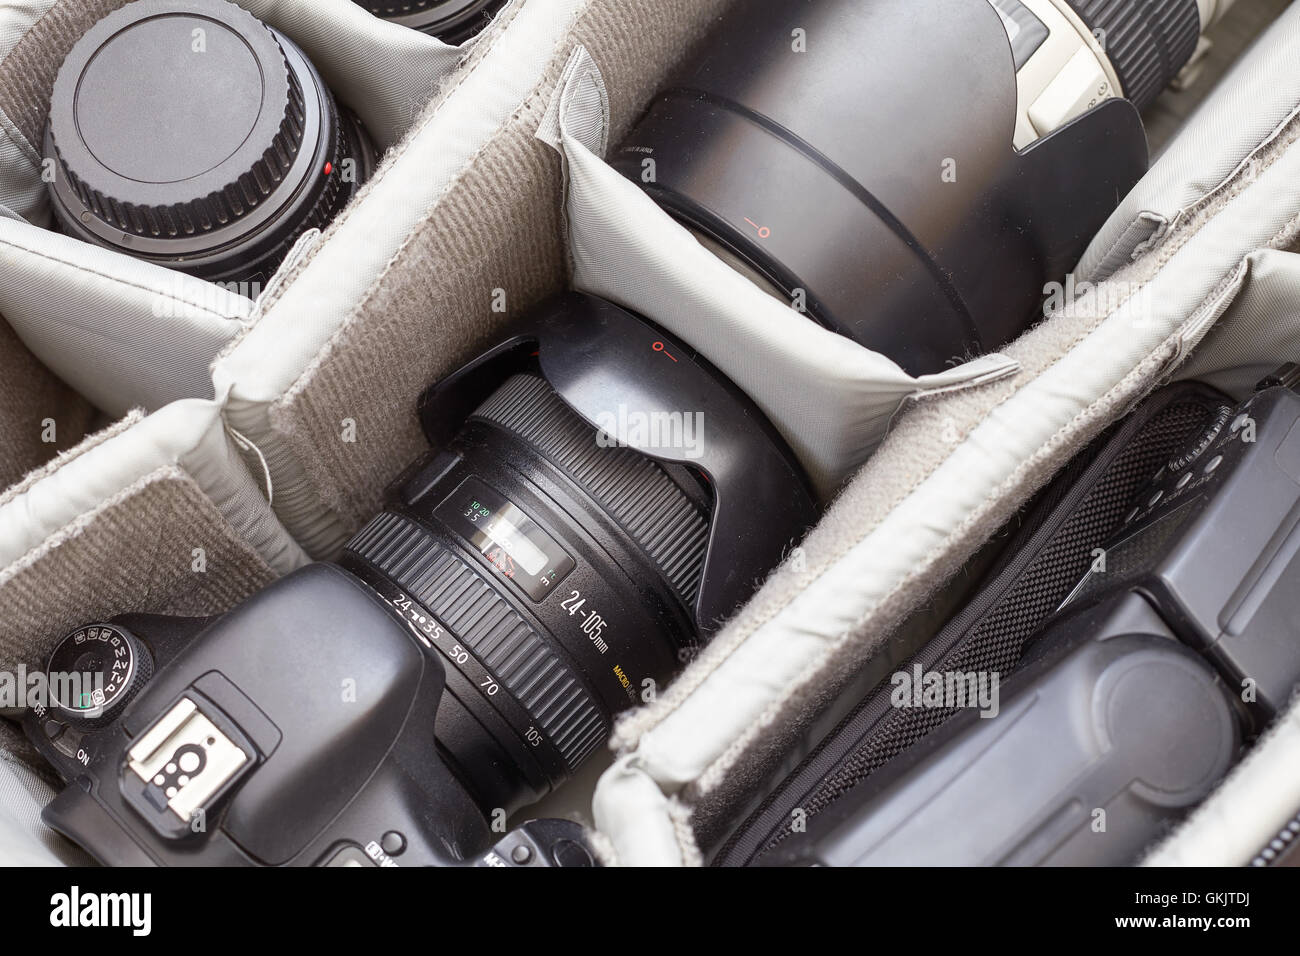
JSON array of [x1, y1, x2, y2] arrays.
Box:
[[473, 374, 709, 608], [1066, 0, 1201, 111], [347, 512, 608, 769]]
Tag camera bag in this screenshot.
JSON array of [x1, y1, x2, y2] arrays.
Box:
[[2, 0, 1300, 867]]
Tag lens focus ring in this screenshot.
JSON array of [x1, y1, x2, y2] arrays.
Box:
[[347, 511, 607, 771], [472, 374, 710, 610], [1065, 0, 1201, 111]]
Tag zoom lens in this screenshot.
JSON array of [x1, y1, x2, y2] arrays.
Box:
[[44, 0, 376, 289], [341, 294, 817, 812], [357, 0, 506, 42], [343, 374, 711, 811]]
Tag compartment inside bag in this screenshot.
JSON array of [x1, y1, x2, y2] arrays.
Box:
[[0, 0, 510, 450], [717, 244, 1300, 865], [2, 0, 1299, 869], [219, 0, 743, 559], [0, 397, 305, 674], [535, 47, 1020, 497]]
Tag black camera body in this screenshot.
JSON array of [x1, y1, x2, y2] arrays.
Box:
[[24, 564, 573, 867], [766, 377, 1300, 866], [23, 293, 816, 866]]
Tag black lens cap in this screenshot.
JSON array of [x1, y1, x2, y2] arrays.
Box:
[[45, 0, 375, 287], [359, 0, 504, 43]]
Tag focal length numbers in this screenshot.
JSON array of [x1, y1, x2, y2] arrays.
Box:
[[561, 590, 609, 653], [390, 592, 501, 697]]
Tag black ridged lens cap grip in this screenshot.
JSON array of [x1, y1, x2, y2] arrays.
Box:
[[45, 0, 375, 287]]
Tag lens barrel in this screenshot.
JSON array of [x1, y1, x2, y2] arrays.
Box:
[[343, 294, 818, 813], [344, 372, 712, 811], [357, 0, 505, 42], [44, 0, 375, 288]]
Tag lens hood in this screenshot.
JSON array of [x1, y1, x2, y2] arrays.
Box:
[[419, 293, 819, 633], [614, 0, 1150, 375]]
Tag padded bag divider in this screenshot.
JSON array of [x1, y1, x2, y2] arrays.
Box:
[[535, 48, 1022, 497], [213, 0, 747, 559], [0, 0, 507, 416], [0, 313, 94, 489], [588, 3, 1300, 866], [0, 220, 254, 414], [0, 393, 307, 671]]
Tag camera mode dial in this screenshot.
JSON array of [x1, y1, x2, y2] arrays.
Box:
[[46, 624, 153, 729]]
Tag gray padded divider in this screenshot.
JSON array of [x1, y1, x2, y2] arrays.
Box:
[[1176, 248, 1300, 395], [0, 218, 254, 415], [0, 0, 505, 419], [536, 47, 1022, 499]]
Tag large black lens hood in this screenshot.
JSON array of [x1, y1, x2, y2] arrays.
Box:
[[612, 0, 1150, 375], [419, 293, 820, 632]]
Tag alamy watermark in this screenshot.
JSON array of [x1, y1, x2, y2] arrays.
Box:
[[890, 663, 1000, 719], [595, 406, 706, 460], [1043, 274, 1155, 326], [150, 273, 262, 319], [0, 665, 104, 712]]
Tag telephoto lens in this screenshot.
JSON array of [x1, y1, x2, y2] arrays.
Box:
[[21, 294, 819, 865], [43, 0, 377, 289], [613, 0, 1209, 375], [355, 0, 506, 42]]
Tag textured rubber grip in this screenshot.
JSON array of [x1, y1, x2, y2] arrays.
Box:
[[1066, 0, 1201, 111], [472, 374, 710, 608], [347, 512, 607, 770]]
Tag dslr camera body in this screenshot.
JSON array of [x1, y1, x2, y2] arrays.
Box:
[[26, 565, 591, 867]]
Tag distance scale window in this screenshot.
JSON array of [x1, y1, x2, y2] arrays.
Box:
[[435, 478, 576, 601]]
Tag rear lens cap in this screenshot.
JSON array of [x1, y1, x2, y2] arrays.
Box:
[[45, 0, 376, 289]]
